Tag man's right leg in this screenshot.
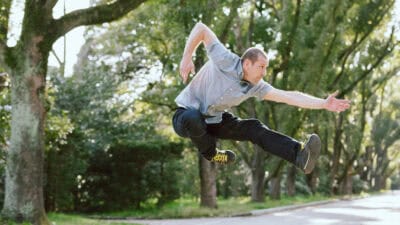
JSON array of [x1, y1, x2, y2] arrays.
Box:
[[207, 112, 320, 173], [172, 108, 217, 160]]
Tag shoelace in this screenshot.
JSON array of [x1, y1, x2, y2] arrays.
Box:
[[212, 153, 228, 163]]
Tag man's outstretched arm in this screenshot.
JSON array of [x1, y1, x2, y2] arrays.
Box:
[[264, 88, 351, 113], [180, 22, 218, 83]]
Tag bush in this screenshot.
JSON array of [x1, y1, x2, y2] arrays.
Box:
[[76, 140, 183, 212]]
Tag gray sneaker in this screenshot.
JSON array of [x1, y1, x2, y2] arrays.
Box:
[[295, 134, 321, 174]]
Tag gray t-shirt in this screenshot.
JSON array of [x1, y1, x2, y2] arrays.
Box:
[[175, 40, 272, 123]]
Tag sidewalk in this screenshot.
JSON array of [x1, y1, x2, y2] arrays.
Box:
[[236, 192, 380, 217], [103, 191, 400, 225]]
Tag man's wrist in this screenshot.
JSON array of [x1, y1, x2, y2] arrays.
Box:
[[321, 99, 328, 110], [182, 51, 193, 60]]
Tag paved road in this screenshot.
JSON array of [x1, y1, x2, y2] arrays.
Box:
[[113, 190, 400, 225]]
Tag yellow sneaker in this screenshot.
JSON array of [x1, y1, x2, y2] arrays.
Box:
[[210, 149, 236, 164]]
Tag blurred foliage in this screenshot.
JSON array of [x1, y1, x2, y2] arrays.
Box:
[[43, 59, 184, 212], [78, 140, 183, 211]]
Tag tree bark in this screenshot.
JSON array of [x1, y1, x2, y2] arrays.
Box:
[[269, 176, 281, 200], [199, 155, 217, 208], [250, 145, 266, 202], [339, 172, 353, 195], [2, 14, 52, 221], [373, 146, 388, 191], [73, 38, 94, 77], [307, 169, 319, 194], [268, 160, 285, 200], [330, 114, 344, 195], [0, 1, 146, 224], [286, 165, 297, 196]]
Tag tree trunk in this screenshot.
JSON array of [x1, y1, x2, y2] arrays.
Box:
[[306, 167, 319, 194], [373, 146, 388, 191], [360, 146, 373, 185], [73, 38, 94, 77], [269, 175, 281, 200], [339, 173, 353, 195], [3, 54, 50, 224], [199, 155, 217, 208], [250, 145, 266, 202], [286, 165, 296, 196], [330, 114, 344, 195]]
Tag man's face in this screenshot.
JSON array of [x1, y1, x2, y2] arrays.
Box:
[[243, 56, 268, 84]]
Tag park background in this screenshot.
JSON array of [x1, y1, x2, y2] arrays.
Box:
[[0, 0, 400, 224]]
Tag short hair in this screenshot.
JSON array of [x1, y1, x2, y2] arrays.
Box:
[[241, 47, 268, 64]]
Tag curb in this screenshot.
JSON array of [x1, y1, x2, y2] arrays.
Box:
[[231, 199, 337, 217], [232, 193, 377, 217], [249, 199, 337, 216]]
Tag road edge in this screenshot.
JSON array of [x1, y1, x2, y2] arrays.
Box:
[[233, 192, 389, 217]]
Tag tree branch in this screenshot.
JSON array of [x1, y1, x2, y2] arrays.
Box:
[[328, 32, 359, 90], [368, 66, 400, 97], [319, 31, 338, 75], [271, 0, 301, 86], [218, 0, 242, 43], [265, 0, 281, 21], [265, 159, 285, 184], [341, 28, 396, 97], [51, 0, 146, 40], [44, 0, 58, 10], [330, 1, 394, 90]]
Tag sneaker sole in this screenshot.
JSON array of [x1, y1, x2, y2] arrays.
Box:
[[304, 134, 321, 174], [227, 151, 236, 164]]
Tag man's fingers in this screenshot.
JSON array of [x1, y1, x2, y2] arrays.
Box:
[[179, 65, 195, 84], [336, 103, 351, 112], [182, 75, 187, 84], [328, 97, 351, 113], [328, 91, 351, 112], [179, 59, 195, 84], [179, 68, 187, 83], [182, 72, 189, 84], [338, 99, 351, 105]]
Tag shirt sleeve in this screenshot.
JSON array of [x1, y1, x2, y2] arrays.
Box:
[[206, 40, 241, 77], [253, 80, 273, 100]]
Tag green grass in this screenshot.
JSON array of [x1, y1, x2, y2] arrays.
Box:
[[94, 194, 332, 219], [48, 213, 141, 225]]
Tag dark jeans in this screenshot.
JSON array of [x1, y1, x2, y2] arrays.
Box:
[[172, 108, 301, 163]]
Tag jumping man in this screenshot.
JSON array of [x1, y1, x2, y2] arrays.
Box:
[[172, 22, 351, 174]]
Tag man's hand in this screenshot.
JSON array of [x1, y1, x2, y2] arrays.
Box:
[[179, 57, 195, 84], [178, 22, 218, 84], [323, 91, 351, 113]]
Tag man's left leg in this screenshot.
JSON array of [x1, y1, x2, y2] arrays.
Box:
[[172, 108, 236, 164]]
